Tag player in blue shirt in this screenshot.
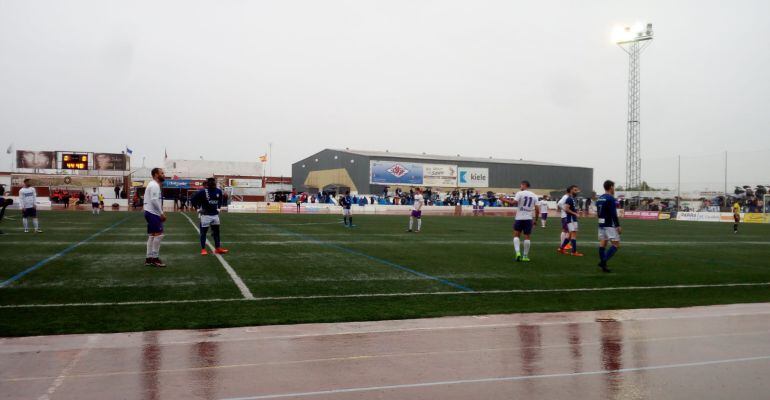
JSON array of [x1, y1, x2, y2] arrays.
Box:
[[340, 190, 354, 227], [558, 185, 584, 256], [0, 184, 12, 235], [191, 178, 229, 255], [596, 180, 621, 273]]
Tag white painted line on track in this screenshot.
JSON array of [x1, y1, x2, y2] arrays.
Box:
[[182, 213, 254, 299], [2, 281, 769, 309], [219, 355, 770, 400]]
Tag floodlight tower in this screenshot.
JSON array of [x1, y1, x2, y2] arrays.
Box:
[[615, 23, 653, 190]]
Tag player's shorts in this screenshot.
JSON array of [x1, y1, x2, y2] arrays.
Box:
[[541, 213, 548, 220], [22, 207, 36, 218], [144, 211, 164, 234], [91, 202, 99, 208], [567, 221, 579, 232], [411, 210, 422, 219], [598, 227, 620, 242], [561, 218, 569, 231], [200, 214, 221, 228], [513, 219, 533, 235], [343, 208, 351, 216], [734, 213, 740, 223]]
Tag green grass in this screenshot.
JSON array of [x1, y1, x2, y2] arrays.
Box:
[[1, 209, 769, 336]]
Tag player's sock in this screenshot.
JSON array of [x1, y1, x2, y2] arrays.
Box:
[[734, 224, 738, 232], [408, 217, 413, 231], [560, 238, 570, 249], [599, 246, 606, 261], [211, 225, 221, 248], [349, 217, 353, 227], [606, 245, 618, 261], [200, 226, 209, 249], [33, 218, 39, 230], [417, 219, 422, 231], [146, 236, 154, 258], [560, 232, 565, 245], [22, 218, 28, 230], [152, 234, 164, 258], [513, 237, 521, 253], [570, 239, 577, 253], [523, 240, 531, 256]]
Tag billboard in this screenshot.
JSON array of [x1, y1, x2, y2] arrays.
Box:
[[16, 151, 55, 169], [94, 153, 128, 171], [229, 178, 263, 188], [370, 160, 424, 185], [457, 167, 489, 188], [423, 164, 457, 187]]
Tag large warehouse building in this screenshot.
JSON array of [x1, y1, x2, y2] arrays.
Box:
[[292, 149, 593, 195]]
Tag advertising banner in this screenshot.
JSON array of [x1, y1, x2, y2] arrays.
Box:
[[676, 212, 724, 222], [742, 213, 768, 224], [162, 179, 206, 189], [423, 164, 457, 187], [370, 160, 424, 185], [94, 153, 128, 171], [11, 174, 122, 188], [229, 178, 263, 188], [16, 150, 56, 169], [623, 211, 660, 220], [658, 212, 672, 220], [457, 167, 489, 188]]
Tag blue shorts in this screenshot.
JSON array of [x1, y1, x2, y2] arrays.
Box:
[[411, 210, 422, 219], [91, 203, 100, 208], [561, 217, 569, 232], [513, 219, 533, 235], [541, 213, 548, 220], [144, 211, 164, 234], [23, 208, 37, 218]]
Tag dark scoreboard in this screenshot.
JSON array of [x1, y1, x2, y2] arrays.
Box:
[[61, 153, 89, 170]]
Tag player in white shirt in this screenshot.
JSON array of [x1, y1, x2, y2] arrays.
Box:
[[18, 179, 42, 233], [537, 196, 550, 228], [556, 190, 572, 251], [407, 188, 424, 233], [502, 180, 540, 262], [143, 168, 167, 267], [89, 188, 101, 215]]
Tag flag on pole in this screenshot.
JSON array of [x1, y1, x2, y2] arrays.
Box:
[[125, 146, 133, 155], [259, 154, 268, 163], [164, 148, 168, 160], [5, 143, 12, 154]]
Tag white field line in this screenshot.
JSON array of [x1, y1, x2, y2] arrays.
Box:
[[219, 355, 770, 400], [181, 213, 254, 299], [36, 335, 98, 400], [2, 281, 769, 309]]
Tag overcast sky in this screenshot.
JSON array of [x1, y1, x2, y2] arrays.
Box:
[[1, 0, 768, 190]]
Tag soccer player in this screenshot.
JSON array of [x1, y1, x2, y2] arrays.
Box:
[[192, 178, 229, 255], [144, 168, 167, 267], [556, 189, 572, 251], [596, 180, 621, 272], [732, 201, 741, 233], [89, 188, 101, 215], [0, 184, 12, 235], [407, 188, 424, 233], [537, 195, 549, 228], [559, 185, 583, 256], [19, 179, 42, 233], [340, 190, 354, 227], [502, 181, 540, 262]]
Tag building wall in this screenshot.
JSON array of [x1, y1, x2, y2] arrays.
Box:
[[293, 149, 593, 194]]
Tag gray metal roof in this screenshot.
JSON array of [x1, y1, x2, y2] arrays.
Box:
[[329, 149, 583, 168]]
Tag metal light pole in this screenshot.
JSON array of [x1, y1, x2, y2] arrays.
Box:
[[616, 23, 654, 191]]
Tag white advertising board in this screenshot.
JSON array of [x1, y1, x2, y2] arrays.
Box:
[[457, 167, 489, 188], [423, 164, 457, 187]]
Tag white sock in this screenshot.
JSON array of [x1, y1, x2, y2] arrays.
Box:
[[152, 235, 164, 258], [146, 236, 154, 258], [33, 218, 39, 230], [409, 218, 413, 230], [23, 218, 28, 230], [514, 237, 521, 253], [523, 240, 531, 256], [560, 232, 566, 245], [417, 219, 422, 231], [96, 208, 100, 215]]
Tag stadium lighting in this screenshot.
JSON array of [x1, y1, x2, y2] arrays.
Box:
[[615, 22, 654, 191]]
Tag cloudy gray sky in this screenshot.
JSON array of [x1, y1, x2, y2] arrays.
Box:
[[1, 0, 768, 190]]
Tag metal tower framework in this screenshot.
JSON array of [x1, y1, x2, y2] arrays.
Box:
[[617, 24, 653, 190]]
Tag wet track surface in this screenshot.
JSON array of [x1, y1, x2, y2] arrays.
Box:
[[3, 303, 770, 399]]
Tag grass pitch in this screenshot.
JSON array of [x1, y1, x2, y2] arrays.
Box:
[[1, 210, 769, 336]]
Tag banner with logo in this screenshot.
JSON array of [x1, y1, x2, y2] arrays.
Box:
[[11, 174, 123, 187], [369, 160, 424, 185], [162, 179, 206, 189], [742, 213, 768, 224], [94, 153, 128, 171], [229, 178, 263, 188], [623, 211, 660, 220], [457, 167, 489, 188], [423, 164, 457, 187], [16, 151, 56, 169]]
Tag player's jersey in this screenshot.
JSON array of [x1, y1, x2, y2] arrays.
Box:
[[733, 203, 741, 215], [340, 195, 352, 209], [564, 196, 578, 222], [596, 194, 620, 228], [18, 187, 36, 209], [90, 192, 100, 204], [514, 190, 539, 220], [412, 194, 424, 211], [557, 194, 569, 218], [537, 199, 549, 215], [192, 188, 223, 216], [143, 181, 163, 216]]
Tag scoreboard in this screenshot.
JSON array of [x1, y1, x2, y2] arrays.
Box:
[[61, 153, 89, 170]]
